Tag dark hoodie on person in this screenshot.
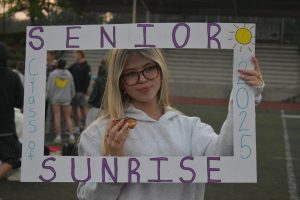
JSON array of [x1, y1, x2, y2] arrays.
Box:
[[0, 43, 24, 135], [88, 64, 107, 108], [68, 61, 91, 94]]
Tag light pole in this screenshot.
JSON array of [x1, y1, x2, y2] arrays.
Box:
[[132, 0, 136, 23]]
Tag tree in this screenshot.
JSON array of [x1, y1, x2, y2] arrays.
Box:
[[4, 0, 57, 25], [1, 0, 15, 32]]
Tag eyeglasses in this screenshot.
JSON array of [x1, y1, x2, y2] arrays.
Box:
[[121, 65, 161, 86]]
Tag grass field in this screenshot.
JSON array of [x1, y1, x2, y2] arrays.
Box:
[[176, 104, 300, 200], [0, 103, 299, 200]]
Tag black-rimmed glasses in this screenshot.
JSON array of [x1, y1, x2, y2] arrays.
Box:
[[121, 65, 161, 86]]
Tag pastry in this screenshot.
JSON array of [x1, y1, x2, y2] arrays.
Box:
[[116, 117, 137, 129]]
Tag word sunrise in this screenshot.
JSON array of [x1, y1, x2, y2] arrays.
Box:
[[39, 156, 222, 183]]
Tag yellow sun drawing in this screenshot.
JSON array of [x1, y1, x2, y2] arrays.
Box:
[[228, 24, 255, 52]]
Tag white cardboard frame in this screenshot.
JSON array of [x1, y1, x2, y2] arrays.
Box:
[[21, 23, 256, 183]]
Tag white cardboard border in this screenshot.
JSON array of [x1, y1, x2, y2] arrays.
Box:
[[21, 23, 256, 183]]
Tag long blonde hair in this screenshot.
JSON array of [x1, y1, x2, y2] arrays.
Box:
[[100, 48, 170, 119]]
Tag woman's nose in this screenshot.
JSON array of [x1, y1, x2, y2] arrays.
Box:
[[138, 73, 148, 83]]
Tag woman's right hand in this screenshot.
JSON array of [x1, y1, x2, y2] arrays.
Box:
[[102, 118, 129, 156]]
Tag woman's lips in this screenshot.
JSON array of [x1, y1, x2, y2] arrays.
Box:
[[136, 85, 152, 93]]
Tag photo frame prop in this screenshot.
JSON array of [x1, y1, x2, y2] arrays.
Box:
[[22, 23, 256, 183]]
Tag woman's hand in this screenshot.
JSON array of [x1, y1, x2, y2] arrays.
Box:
[[103, 118, 129, 156], [238, 56, 264, 87]]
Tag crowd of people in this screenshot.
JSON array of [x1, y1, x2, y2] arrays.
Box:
[[0, 42, 107, 179], [46, 50, 107, 144]]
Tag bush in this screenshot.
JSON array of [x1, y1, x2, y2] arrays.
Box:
[[0, 32, 26, 68]]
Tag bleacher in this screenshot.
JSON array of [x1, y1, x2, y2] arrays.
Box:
[[62, 44, 300, 101], [255, 44, 300, 101], [63, 50, 108, 75]]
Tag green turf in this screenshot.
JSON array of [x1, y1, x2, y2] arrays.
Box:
[[0, 181, 77, 200], [173, 104, 228, 132], [284, 111, 300, 199], [172, 104, 292, 200]]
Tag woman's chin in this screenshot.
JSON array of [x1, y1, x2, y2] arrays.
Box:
[[132, 93, 157, 104]]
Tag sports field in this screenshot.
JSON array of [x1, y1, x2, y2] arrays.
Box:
[[0, 102, 299, 200], [175, 103, 300, 200]]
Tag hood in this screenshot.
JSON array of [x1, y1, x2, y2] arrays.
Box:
[[0, 65, 8, 77], [124, 103, 181, 122], [53, 69, 69, 79]]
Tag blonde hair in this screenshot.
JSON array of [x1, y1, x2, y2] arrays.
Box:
[[97, 49, 174, 155], [100, 48, 170, 120]]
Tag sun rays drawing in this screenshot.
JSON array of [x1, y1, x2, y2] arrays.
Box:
[[228, 24, 255, 52]]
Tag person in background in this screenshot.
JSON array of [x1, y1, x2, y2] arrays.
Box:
[[45, 51, 57, 134], [68, 50, 91, 134], [12, 61, 25, 85], [0, 42, 24, 178], [47, 51, 56, 78], [86, 60, 107, 127], [47, 59, 75, 143]]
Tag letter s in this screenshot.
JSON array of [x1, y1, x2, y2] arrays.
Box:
[[28, 27, 44, 51], [39, 157, 56, 182]]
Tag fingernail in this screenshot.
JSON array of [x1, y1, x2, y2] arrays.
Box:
[[125, 122, 129, 128]]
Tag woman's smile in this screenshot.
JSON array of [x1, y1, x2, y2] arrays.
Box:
[[136, 85, 153, 93]]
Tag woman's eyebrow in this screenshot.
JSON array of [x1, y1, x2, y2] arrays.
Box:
[[123, 62, 155, 73]]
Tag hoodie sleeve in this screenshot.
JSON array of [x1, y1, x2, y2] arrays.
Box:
[[77, 122, 124, 200], [253, 82, 265, 105], [191, 84, 264, 156]]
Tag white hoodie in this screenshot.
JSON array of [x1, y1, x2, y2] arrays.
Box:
[[77, 88, 263, 200]]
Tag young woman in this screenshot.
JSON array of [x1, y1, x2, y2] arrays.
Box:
[[47, 59, 75, 143], [77, 49, 264, 200]]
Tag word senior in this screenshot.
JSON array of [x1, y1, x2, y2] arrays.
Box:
[[27, 23, 223, 51]]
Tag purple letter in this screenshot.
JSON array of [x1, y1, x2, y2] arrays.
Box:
[[66, 26, 81, 48], [29, 27, 44, 50], [207, 156, 221, 183], [100, 26, 116, 48], [179, 156, 196, 183], [102, 157, 118, 183], [148, 157, 173, 183], [39, 157, 56, 182], [135, 24, 156, 48], [172, 23, 190, 48], [207, 23, 221, 49], [128, 157, 141, 183], [71, 158, 91, 182]]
